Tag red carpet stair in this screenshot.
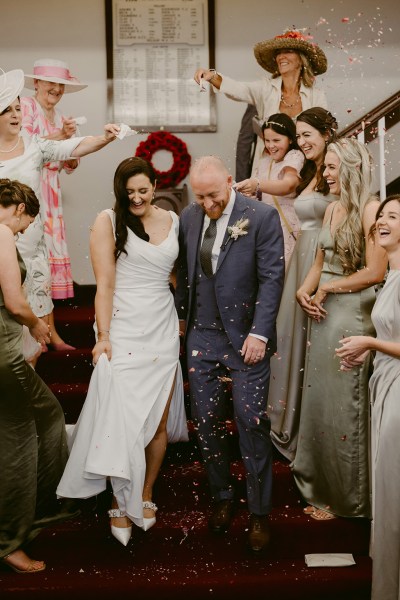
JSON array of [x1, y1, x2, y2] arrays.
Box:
[[0, 286, 372, 599]]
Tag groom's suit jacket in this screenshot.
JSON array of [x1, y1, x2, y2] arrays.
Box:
[[175, 192, 285, 355]]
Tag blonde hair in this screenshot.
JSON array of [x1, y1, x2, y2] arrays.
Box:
[[298, 53, 315, 87], [327, 138, 374, 274]]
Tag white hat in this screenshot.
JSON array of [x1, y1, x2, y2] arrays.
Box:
[[24, 59, 87, 93], [0, 69, 25, 113]]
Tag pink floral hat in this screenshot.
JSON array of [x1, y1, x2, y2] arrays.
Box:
[[24, 59, 87, 93]]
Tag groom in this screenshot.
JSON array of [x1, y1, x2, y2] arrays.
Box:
[[175, 156, 284, 552]]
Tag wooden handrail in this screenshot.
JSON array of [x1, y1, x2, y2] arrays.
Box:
[[340, 90, 400, 139]]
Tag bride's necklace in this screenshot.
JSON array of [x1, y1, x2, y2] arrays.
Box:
[[0, 137, 21, 153], [280, 93, 301, 108]]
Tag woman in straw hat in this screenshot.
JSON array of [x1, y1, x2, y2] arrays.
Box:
[[194, 29, 328, 176], [21, 59, 88, 350], [0, 68, 120, 363]]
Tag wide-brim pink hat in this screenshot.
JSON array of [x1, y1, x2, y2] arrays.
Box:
[[254, 29, 327, 75], [0, 69, 25, 113], [24, 59, 87, 93]]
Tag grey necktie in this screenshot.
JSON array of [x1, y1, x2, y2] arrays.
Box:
[[200, 218, 217, 277]]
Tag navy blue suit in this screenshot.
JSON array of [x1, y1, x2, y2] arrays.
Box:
[[175, 192, 284, 514]]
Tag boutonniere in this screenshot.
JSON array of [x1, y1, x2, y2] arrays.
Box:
[[221, 218, 249, 250]]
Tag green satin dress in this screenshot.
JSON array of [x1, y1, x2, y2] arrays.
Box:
[[292, 223, 375, 518], [268, 191, 334, 462], [0, 249, 73, 559]]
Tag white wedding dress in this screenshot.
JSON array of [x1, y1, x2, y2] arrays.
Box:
[[57, 209, 188, 528]]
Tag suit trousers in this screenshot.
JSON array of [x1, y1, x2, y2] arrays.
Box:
[[186, 326, 273, 515]]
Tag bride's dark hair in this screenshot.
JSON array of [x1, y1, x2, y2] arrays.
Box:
[[113, 157, 157, 260]]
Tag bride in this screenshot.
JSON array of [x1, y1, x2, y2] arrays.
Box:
[[57, 157, 188, 545]]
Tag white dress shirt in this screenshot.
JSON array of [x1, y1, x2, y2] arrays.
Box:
[[200, 189, 236, 274]]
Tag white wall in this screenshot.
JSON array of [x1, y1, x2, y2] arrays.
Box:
[[2, 0, 400, 284]]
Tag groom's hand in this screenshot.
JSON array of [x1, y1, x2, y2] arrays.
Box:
[[240, 336, 266, 365]]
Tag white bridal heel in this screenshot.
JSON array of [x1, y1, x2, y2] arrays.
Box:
[[108, 509, 132, 546], [142, 501, 158, 531]]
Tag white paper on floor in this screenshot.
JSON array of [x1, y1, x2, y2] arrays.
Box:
[[305, 553, 356, 567]]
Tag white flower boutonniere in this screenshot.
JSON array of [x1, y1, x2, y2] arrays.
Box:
[[221, 217, 249, 251], [227, 218, 249, 241]]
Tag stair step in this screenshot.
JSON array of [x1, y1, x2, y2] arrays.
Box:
[[36, 348, 93, 383], [49, 382, 89, 423], [151, 508, 370, 558], [156, 459, 303, 510], [17, 510, 371, 600], [53, 304, 95, 347]]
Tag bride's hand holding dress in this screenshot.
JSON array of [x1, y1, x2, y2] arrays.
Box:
[[92, 337, 112, 365]]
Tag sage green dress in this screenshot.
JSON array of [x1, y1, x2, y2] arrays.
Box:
[[369, 270, 400, 599], [268, 191, 334, 461], [0, 249, 73, 559], [292, 222, 375, 518]]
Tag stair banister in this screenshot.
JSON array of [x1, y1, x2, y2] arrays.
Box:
[[342, 90, 400, 198], [377, 117, 387, 200]]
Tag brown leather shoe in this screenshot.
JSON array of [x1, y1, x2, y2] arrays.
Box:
[[208, 500, 235, 533], [248, 514, 271, 553]]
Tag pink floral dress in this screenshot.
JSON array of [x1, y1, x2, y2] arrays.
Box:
[[21, 96, 78, 299], [255, 149, 304, 268]]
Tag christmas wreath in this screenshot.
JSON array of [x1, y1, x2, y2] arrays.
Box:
[[135, 131, 191, 189]]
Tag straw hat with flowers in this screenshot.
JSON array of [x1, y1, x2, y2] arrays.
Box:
[[254, 29, 327, 75]]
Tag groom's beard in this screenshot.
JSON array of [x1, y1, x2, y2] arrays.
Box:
[[204, 206, 224, 220]]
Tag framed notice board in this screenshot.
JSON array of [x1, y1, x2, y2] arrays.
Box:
[[105, 0, 216, 132]]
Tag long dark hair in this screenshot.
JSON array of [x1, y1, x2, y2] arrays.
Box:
[[113, 157, 156, 260], [0, 178, 39, 216], [369, 194, 400, 239], [262, 113, 299, 150], [296, 107, 338, 195]]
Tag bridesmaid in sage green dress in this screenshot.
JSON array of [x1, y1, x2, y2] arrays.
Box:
[[293, 138, 387, 520], [0, 179, 72, 574], [268, 190, 334, 461], [336, 195, 400, 600], [267, 108, 338, 462]]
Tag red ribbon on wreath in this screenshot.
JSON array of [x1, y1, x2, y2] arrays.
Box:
[[135, 131, 191, 189]]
